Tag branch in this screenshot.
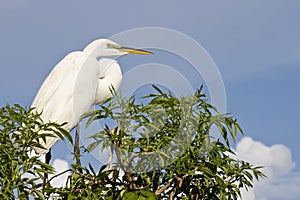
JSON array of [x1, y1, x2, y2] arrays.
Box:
[[169, 189, 175, 200], [87, 177, 119, 187], [46, 168, 96, 185], [123, 171, 151, 191], [126, 151, 156, 170], [70, 170, 117, 193], [131, 184, 150, 191], [169, 176, 186, 199], [45, 169, 73, 185], [155, 178, 176, 196], [156, 172, 192, 198], [75, 171, 94, 180]]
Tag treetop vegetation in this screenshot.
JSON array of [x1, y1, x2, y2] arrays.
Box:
[[0, 86, 265, 199]]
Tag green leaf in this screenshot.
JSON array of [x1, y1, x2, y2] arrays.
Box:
[[34, 190, 45, 200], [122, 191, 138, 200], [139, 190, 156, 200], [152, 84, 163, 94]]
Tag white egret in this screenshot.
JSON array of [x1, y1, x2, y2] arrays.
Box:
[[31, 39, 152, 155]]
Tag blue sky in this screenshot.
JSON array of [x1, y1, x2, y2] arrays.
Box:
[[1, 1, 300, 199]]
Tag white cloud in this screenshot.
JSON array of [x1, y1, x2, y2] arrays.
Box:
[[235, 137, 300, 200], [49, 158, 70, 188]]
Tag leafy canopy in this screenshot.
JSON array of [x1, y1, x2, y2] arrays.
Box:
[[0, 86, 265, 199], [0, 104, 71, 199]]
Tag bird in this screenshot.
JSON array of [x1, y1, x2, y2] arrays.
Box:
[[31, 39, 152, 155]]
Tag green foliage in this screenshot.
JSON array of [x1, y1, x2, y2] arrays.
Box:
[[0, 86, 265, 199], [74, 86, 265, 199], [0, 104, 71, 199]]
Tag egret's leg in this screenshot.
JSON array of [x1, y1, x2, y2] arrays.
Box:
[[43, 148, 52, 189], [45, 148, 52, 164]]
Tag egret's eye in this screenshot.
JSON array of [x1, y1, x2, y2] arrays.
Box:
[[106, 43, 121, 49]]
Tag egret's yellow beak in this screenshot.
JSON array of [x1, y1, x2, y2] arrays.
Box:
[[120, 47, 153, 55]]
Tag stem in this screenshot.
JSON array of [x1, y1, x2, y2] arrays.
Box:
[[43, 148, 52, 190], [155, 178, 176, 196], [45, 169, 73, 184], [106, 145, 114, 170], [126, 152, 156, 171], [74, 123, 82, 171]]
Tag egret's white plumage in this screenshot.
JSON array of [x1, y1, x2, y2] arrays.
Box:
[[31, 39, 151, 154]]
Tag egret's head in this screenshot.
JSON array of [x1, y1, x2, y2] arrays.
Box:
[[83, 39, 152, 59]]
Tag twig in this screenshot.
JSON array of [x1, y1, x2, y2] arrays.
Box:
[[74, 123, 82, 171], [127, 152, 156, 166], [45, 168, 96, 185], [169, 176, 185, 199], [123, 172, 151, 191], [126, 152, 156, 171], [155, 178, 176, 196], [105, 127, 127, 172], [131, 183, 151, 191], [156, 172, 192, 198], [169, 189, 175, 200], [106, 144, 114, 170], [45, 169, 73, 185]]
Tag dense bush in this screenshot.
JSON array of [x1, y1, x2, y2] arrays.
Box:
[[0, 87, 265, 199]]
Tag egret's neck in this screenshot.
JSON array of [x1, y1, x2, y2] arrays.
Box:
[[95, 58, 122, 104]]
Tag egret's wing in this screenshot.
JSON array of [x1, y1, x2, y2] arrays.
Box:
[[32, 52, 81, 111], [32, 52, 99, 154]]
